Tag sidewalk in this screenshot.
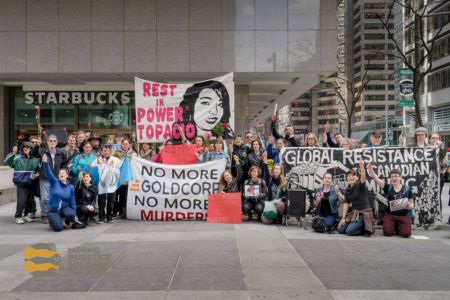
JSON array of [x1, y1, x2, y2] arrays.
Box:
[[0, 194, 449, 299]]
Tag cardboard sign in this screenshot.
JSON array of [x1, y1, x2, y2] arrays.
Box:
[[160, 144, 198, 165], [207, 193, 242, 224]]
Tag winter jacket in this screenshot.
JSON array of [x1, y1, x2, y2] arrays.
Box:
[[38, 148, 68, 181], [4, 152, 39, 172], [266, 144, 281, 164], [75, 184, 98, 207], [271, 121, 299, 147], [44, 162, 76, 212]]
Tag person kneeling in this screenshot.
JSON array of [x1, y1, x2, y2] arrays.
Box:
[[261, 164, 286, 224], [368, 166, 413, 238], [76, 173, 99, 226], [311, 173, 339, 233], [337, 159, 374, 236], [42, 154, 80, 232], [243, 166, 268, 221]]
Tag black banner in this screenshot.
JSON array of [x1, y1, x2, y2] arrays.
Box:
[[280, 147, 441, 227]]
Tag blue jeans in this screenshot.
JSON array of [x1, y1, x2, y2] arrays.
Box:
[[47, 207, 76, 232], [338, 215, 365, 236], [323, 213, 338, 232], [39, 180, 50, 217]]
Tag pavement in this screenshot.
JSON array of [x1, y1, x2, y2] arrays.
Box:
[[0, 185, 449, 299]]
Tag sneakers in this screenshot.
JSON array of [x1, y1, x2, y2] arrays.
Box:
[[15, 218, 25, 224], [106, 218, 114, 223], [28, 212, 36, 219], [41, 217, 49, 224], [23, 215, 35, 223]]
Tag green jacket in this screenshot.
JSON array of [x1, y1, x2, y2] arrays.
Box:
[[4, 153, 40, 172]]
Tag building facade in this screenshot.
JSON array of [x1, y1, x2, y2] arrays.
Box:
[[0, 0, 338, 159]]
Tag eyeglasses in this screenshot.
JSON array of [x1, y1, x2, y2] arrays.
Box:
[[48, 140, 57, 142], [307, 138, 315, 140], [246, 136, 252, 139], [431, 137, 439, 139]]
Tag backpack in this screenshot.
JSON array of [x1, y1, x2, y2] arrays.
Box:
[[312, 216, 327, 233]]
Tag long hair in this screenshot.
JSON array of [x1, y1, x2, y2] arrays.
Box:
[[219, 170, 233, 192], [179, 80, 231, 131], [271, 164, 287, 192]]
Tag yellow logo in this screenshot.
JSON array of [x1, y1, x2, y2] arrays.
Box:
[[24, 243, 61, 275]]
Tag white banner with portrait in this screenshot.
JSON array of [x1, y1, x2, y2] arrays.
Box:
[[134, 73, 234, 143]]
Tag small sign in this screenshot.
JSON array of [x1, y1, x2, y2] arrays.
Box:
[[399, 68, 414, 76], [400, 99, 415, 107], [399, 79, 414, 97], [207, 193, 242, 224]]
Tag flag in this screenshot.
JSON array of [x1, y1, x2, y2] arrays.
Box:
[[117, 155, 133, 188]]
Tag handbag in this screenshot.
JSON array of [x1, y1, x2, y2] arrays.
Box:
[[263, 201, 278, 219], [12, 171, 35, 187]]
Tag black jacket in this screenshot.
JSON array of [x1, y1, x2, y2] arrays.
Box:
[[271, 121, 299, 147], [38, 148, 68, 181], [75, 184, 98, 206]]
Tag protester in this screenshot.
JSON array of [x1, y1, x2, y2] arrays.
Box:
[[322, 123, 343, 148], [94, 144, 120, 223], [429, 133, 448, 198], [76, 131, 86, 153], [192, 136, 209, 163], [271, 115, 299, 147], [340, 138, 352, 149], [72, 142, 98, 186], [4, 142, 40, 224], [139, 143, 154, 161], [113, 138, 136, 219], [153, 140, 173, 163], [60, 134, 79, 184], [88, 134, 102, 156], [244, 131, 254, 149], [38, 135, 67, 224], [75, 172, 99, 226], [247, 140, 267, 175], [206, 137, 231, 169], [243, 166, 268, 221], [368, 130, 383, 147], [311, 173, 339, 233], [367, 166, 413, 238], [219, 155, 242, 193], [337, 159, 373, 236], [262, 164, 287, 224], [304, 132, 319, 147], [267, 137, 286, 164], [231, 135, 248, 179], [408, 127, 428, 147], [42, 154, 79, 232]]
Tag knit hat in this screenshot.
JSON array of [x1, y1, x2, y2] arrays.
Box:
[[22, 142, 33, 148], [414, 127, 427, 135]]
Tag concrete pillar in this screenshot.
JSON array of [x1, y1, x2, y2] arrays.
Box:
[[0, 85, 7, 161], [234, 85, 250, 135]]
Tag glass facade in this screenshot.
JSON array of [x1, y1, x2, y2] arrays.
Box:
[[9, 88, 136, 145]]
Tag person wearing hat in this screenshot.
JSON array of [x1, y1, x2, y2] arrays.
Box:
[[88, 134, 103, 156], [408, 127, 428, 147], [368, 130, 383, 148], [4, 142, 40, 224]]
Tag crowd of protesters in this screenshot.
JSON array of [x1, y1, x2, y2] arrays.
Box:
[[4, 112, 450, 236]]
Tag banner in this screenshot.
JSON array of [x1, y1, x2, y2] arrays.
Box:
[[399, 68, 415, 107], [160, 144, 198, 165], [207, 193, 242, 224], [135, 73, 234, 142], [127, 157, 226, 221], [280, 147, 441, 227]]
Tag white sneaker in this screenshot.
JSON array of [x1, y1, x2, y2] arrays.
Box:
[[15, 218, 25, 224], [29, 212, 36, 219], [23, 215, 35, 223]]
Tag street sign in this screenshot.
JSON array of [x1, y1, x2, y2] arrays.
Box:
[[398, 68, 415, 107], [388, 129, 394, 141], [400, 99, 415, 107]]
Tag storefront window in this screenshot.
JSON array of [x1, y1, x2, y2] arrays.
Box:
[[9, 88, 135, 145]]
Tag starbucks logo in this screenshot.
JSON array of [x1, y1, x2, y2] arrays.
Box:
[[109, 110, 125, 126]]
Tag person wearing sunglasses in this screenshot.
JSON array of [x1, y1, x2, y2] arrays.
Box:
[[38, 135, 68, 225]]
